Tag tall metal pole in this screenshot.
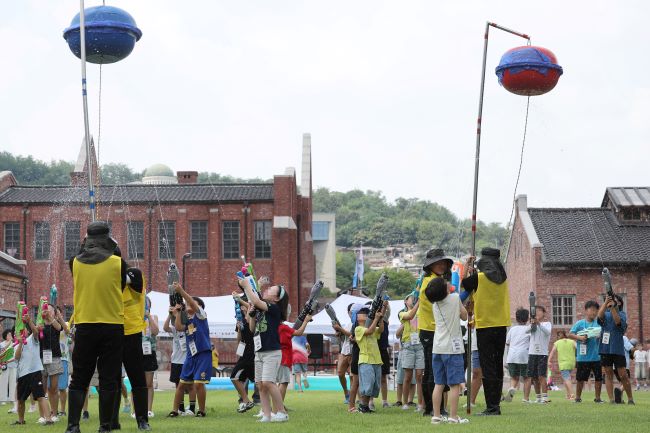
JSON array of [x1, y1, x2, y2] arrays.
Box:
[[79, 0, 96, 221], [467, 21, 530, 415]]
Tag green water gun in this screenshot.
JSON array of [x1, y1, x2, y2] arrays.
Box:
[[14, 302, 29, 345], [0, 345, 15, 366]]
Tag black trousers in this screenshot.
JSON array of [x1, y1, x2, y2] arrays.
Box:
[[70, 324, 124, 393], [419, 329, 435, 412], [476, 326, 507, 411], [122, 333, 146, 388]]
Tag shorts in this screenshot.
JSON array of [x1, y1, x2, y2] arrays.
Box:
[[180, 351, 212, 384], [276, 365, 291, 384], [230, 359, 255, 383], [351, 345, 359, 375], [576, 361, 603, 382], [42, 357, 64, 377], [57, 360, 69, 390], [508, 363, 528, 378], [254, 350, 282, 383], [600, 354, 626, 370], [635, 362, 647, 380], [560, 370, 572, 381], [396, 354, 417, 386], [17, 371, 45, 401], [471, 350, 481, 370], [380, 347, 390, 375], [358, 364, 381, 397], [143, 352, 158, 372], [401, 344, 425, 370], [170, 363, 184, 385], [292, 363, 308, 374], [432, 353, 465, 386], [527, 354, 548, 378]]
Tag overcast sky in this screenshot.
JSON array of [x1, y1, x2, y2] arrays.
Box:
[[2, 1, 648, 225]]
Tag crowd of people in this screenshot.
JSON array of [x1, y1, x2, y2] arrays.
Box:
[[0, 223, 648, 430]]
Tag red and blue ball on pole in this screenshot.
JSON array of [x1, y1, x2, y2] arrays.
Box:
[[495, 46, 563, 96]]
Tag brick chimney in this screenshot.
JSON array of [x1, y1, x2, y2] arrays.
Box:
[[177, 171, 198, 184]]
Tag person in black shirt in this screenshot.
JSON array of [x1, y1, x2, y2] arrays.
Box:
[[230, 296, 256, 413], [40, 305, 67, 422]]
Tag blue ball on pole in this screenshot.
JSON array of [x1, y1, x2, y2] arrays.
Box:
[[63, 5, 142, 64]]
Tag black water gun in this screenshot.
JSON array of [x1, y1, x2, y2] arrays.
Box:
[[294, 281, 324, 330], [325, 304, 341, 329], [602, 268, 617, 309], [366, 273, 389, 327], [168, 263, 188, 323], [529, 291, 537, 332]]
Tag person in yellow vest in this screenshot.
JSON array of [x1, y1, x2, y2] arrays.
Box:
[[417, 249, 453, 416], [110, 265, 151, 431], [461, 247, 510, 416], [65, 221, 128, 433]]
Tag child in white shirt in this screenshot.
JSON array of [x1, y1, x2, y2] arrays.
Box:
[[523, 306, 552, 403]]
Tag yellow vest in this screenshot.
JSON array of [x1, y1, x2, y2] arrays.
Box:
[[474, 272, 511, 329], [72, 256, 124, 325], [417, 274, 436, 332], [123, 283, 146, 336]]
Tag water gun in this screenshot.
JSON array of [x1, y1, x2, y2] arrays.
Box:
[[411, 272, 423, 301], [294, 281, 324, 330], [233, 295, 244, 329], [450, 261, 465, 293], [0, 345, 15, 367], [529, 291, 537, 332], [50, 284, 58, 307], [577, 327, 602, 338], [241, 256, 258, 286], [36, 296, 48, 340], [366, 273, 389, 327], [14, 302, 29, 345], [325, 304, 341, 329], [602, 267, 617, 307]]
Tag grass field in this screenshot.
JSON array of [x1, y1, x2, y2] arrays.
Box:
[[1, 388, 649, 433]]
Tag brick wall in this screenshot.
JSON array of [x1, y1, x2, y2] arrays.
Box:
[[0, 273, 24, 327]]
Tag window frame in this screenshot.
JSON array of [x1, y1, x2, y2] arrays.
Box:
[[222, 221, 241, 259], [551, 294, 576, 326], [158, 221, 176, 260], [190, 220, 208, 259], [34, 222, 51, 260], [254, 220, 272, 259], [127, 221, 145, 261], [3, 222, 20, 257], [64, 221, 81, 260]]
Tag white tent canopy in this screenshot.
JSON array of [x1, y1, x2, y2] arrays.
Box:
[[147, 291, 408, 341]]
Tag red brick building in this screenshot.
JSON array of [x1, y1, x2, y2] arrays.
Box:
[[0, 135, 316, 321], [0, 250, 27, 330], [506, 189, 650, 348]]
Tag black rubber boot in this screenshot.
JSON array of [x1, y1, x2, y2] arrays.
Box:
[[98, 390, 118, 432], [132, 387, 151, 431], [422, 382, 433, 415], [65, 389, 87, 433], [110, 390, 122, 430]]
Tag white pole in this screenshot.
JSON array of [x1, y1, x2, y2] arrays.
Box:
[[79, 0, 96, 221]]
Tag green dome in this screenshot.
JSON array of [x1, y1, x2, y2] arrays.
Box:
[[144, 164, 174, 177]]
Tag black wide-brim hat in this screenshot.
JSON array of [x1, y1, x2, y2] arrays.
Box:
[[422, 248, 454, 270]]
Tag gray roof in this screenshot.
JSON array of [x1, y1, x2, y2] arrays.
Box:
[[528, 207, 650, 267], [0, 183, 274, 205], [603, 187, 650, 208], [0, 257, 26, 278]]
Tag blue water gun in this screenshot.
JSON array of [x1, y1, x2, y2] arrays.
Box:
[[50, 284, 58, 307], [233, 296, 244, 326]]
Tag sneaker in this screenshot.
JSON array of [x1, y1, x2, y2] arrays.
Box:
[[462, 402, 476, 409], [358, 404, 372, 414], [393, 401, 403, 407], [50, 415, 59, 423], [37, 417, 47, 425], [431, 416, 445, 425], [401, 404, 410, 410], [348, 407, 359, 414], [166, 411, 179, 418], [57, 411, 66, 417], [195, 411, 206, 417], [344, 393, 350, 404], [238, 401, 255, 413], [447, 417, 470, 424], [148, 411, 155, 418], [28, 405, 36, 413], [183, 409, 194, 416], [10, 420, 26, 425], [254, 411, 264, 418], [82, 411, 89, 420], [440, 409, 449, 417], [382, 401, 390, 408], [504, 388, 515, 402], [271, 412, 289, 422], [8, 407, 17, 414], [628, 400, 635, 405], [407, 402, 417, 407], [574, 398, 582, 403], [594, 398, 605, 404], [415, 406, 423, 413], [258, 416, 271, 423], [368, 402, 375, 412], [131, 413, 136, 419]]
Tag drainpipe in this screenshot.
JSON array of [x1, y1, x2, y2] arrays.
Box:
[[296, 213, 301, 321], [638, 261, 645, 342], [22, 206, 28, 261], [147, 204, 153, 286], [243, 201, 249, 259]]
